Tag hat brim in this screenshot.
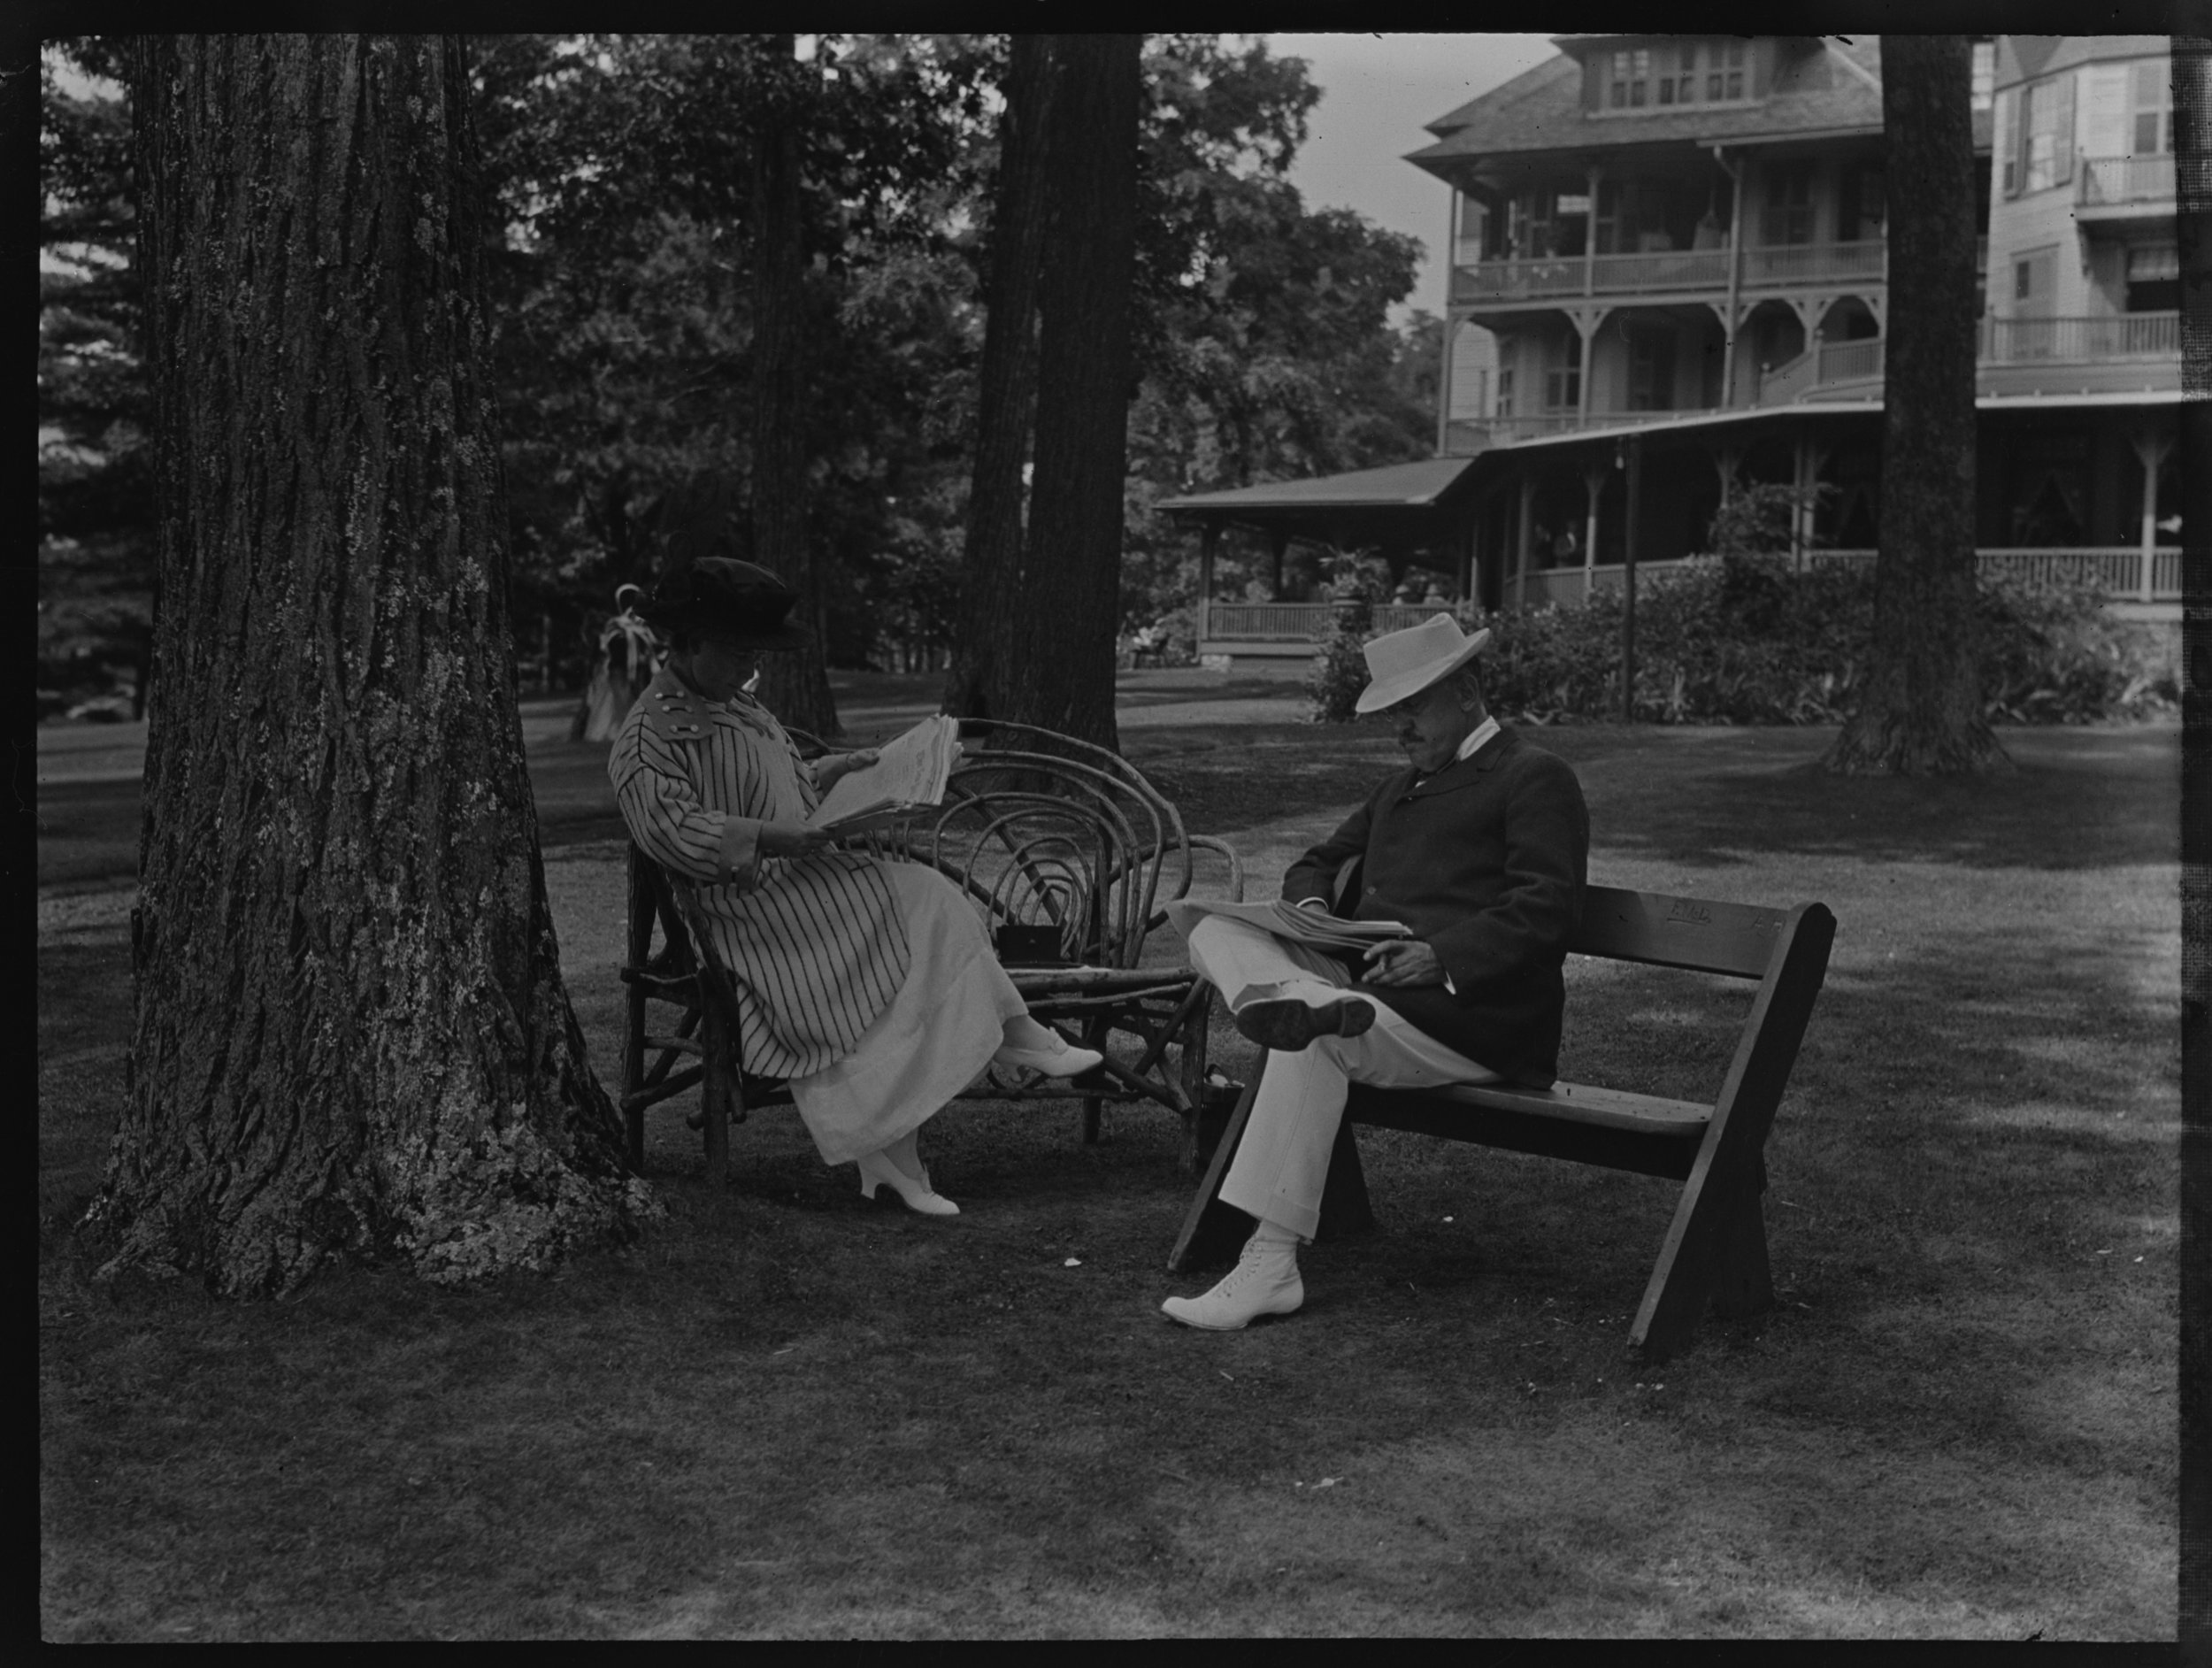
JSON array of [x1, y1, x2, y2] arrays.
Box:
[[1352, 627, 1491, 715]]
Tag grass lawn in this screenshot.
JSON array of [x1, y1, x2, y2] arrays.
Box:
[[38, 719, 2178, 1640]]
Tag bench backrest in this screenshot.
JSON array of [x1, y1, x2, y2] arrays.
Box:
[[1570, 884, 1797, 980]]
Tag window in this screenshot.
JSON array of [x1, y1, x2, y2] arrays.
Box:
[[1543, 338, 1580, 411], [1660, 42, 1698, 105], [2132, 58, 2172, 154], [2019, 74, 2076, 193], [1707, 39, 1746, 102], [1762, 165, 1814, 246], [2014, 260, 2033, 302], [2127, 243, 2179, 312], [1496, 365, 1516, 417], [1609, 47, 1653, 109], [1628, 330, 1677, 411], [1970, 42, 1994, 111]]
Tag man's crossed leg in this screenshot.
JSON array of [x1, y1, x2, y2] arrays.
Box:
[[1163, 917, 1503, 1331]]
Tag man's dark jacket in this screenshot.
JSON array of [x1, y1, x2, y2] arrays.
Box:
[[1281, 725, 1589, 1086]]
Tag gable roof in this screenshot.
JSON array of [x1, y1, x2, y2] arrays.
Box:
[[1158, 457, 1477, 515], [1406, 35, 1990, 179], [1994, 35, 2168, 91]]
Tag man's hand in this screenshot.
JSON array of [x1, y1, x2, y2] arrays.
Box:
[[758, 820, 833, 859], [1361, 938, 1444, 988], [813, 748, 880, 790]]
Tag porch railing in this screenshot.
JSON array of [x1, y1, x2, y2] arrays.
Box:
[[2079, 153, 2176, 206], [1452, 238, 1887, 304], [1202, 548, 2179, 643], [1202, 601, 1471, 642], [1982, 311, 2180, 362]]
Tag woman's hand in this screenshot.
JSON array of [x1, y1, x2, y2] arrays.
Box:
[[757, 820, 833, 860], [1361, 938, 1444, 988], [813, 749, 880, 790]]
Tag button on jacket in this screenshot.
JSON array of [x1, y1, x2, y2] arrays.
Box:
[[1281, 726, 1589, 1085]]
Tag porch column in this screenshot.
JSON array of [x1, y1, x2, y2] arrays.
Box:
[[1714, 145, 1745, 407], [1582, 163, 1602, 299], [1793, 438, 1832, 573], [1571, 305, 1606, 427], [1435, 314, 1455, 457], [1582, 458, 1608, 600], [2131, 427, 2175, 603], [1622, 436, 1643, 720], [1515, 473, 1535, 611], [1197, 521, 1218, 646], [1713, 442, 1745, 516], [1269, 529, 1289, 599]]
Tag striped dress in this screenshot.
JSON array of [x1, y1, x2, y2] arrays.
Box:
[[609, 671, 912, 1080], [611, 670, 1033, 1167]]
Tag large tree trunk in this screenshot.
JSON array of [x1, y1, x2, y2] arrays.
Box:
[[95, 35, 649, 1298], [1824, 35, 2008, 775], [744, 37, 841, 739], [1012, 33, 1141, 753], [941, 33, 1057, 722]]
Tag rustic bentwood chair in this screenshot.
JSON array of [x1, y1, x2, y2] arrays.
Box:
[[618, 719, 1244, 1185]]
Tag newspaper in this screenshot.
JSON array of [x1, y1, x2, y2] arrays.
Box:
[[804, 714, 960, 833], [1163, 896, 1412, 953]]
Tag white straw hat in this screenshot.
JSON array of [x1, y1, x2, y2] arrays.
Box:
[[1352, 614, 1493, 715]]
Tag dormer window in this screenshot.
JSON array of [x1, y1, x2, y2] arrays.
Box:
[[1600, 39, 1747, 114], [1609, 48, 1653, 109]]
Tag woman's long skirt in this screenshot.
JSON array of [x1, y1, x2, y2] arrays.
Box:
[[787, 860, 1030, 1165]]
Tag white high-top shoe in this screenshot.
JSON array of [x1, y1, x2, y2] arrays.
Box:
[[1160, 1236, 1304, 1331]]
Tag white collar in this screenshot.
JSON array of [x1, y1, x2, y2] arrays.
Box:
[[1454, 715, 1501, 764]]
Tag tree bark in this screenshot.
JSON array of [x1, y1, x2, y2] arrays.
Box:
[[941, 33, 1057, 722], [96, 35, 649, 1297], [1824, 35, 2009, 774], [1012, 34, 1141, 754], [744, 37, 841, 739]]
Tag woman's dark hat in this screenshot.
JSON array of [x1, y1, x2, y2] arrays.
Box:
[[637, 558, 809, 649]]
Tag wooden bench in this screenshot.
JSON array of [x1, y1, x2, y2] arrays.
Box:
[[1168, 884, 1836, 1363]]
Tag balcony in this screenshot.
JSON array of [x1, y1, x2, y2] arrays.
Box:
[[1452, 239, 1886, 307], [2078, 153, 2176, 216], [1745, 311, 2178, 408]]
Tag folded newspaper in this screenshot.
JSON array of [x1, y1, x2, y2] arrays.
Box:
[[805, 714, 960, 833], [1164, 897, 1412, 953]]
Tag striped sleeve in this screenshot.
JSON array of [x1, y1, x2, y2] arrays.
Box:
[[611, 726, 764, 888]]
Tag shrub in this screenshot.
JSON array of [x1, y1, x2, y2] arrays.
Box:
[[1307, 557, 2176, 726]]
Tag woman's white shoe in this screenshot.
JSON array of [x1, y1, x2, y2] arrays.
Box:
[[856, 1149, 960, 1216], [991, 1038, 1106, 1078]]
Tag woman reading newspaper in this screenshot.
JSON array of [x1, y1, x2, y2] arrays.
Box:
[[610, 559, 1102, 1216]]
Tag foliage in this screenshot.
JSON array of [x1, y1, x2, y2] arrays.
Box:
[[1309, 560, 2177, 727], [38, 34, 1446, 694], [39, 40, 152, 713]]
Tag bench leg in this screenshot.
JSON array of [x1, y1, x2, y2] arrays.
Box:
[[1167, 1075, 1259, 1273], [700, 998, 732, 1188], [1313, 1115, 1376, 1243], [1079, 1014, 1110, 1145], [1632, 1162, 1766, 1363], [1709, 1188, 1775, 1321]]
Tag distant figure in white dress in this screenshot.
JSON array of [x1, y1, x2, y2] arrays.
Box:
[[575, 584, 661, 743]]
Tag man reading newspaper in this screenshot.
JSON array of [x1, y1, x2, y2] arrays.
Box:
[[1161, 615, 1589, 1331]]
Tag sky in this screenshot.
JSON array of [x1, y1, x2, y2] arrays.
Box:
[[1267, 32, 1561, 319]]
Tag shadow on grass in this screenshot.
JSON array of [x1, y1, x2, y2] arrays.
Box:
[[1586, 726, 2177, 873], [39, 721, 2179, 1640]]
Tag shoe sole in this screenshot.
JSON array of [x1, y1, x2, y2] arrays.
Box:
[[1160, 1295, 1303, 1331], [1232, 997, 1376, 1053]]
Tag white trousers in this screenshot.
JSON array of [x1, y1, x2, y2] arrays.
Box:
[[1187, 917, 1504, 1242]]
